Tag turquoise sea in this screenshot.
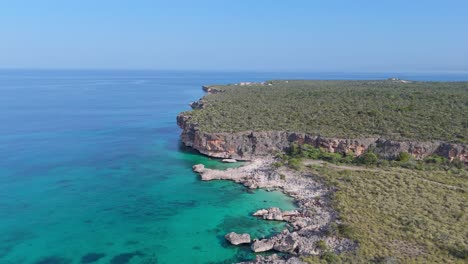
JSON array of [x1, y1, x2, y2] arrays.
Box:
[[1, 70, 467, 264]]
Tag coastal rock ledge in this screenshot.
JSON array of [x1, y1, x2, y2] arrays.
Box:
[[177, 113, 467, 162]]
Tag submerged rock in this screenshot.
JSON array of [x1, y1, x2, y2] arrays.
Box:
[[35, 256, 71, 264], [110, 251, 144, 264], [80, 253, 106, 263], [224, 232, 251, 245]]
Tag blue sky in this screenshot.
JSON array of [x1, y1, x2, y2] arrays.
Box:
[[1, 0, 467, 72]]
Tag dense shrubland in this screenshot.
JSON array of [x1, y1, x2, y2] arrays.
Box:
[[184, 80, 468, 143]]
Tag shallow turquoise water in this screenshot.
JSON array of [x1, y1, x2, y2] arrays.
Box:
[[1, 70, 466, 264], [0, 70, 300, 264]]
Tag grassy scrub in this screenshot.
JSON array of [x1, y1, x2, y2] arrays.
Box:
[[281, 144, 467, 263], [302, 165, 467, 263], [183, 80, 468, 143]]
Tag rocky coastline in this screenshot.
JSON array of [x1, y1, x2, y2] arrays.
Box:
[[178, 83, 467, 263], [192, 159, 356, 263], [193, 158, 357, 263]]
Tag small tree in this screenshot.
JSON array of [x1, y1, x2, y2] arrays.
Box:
[[396, 152, 411, 162], [424, 155, 446, 164], [360, 152, 379, 165], [289, 143, 301, 157]]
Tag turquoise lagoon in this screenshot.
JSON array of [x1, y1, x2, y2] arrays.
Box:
[[1, 70, 467, 264]]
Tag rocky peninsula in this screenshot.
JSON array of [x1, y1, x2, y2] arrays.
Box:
[[178, 80, 467, 263]]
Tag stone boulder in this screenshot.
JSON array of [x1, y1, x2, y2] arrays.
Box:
[[273, 233, 299, 253], [251, 238, 275, 252], [192, 164, 205, 173], [264, 207, 283, 221], [238, 254, 306, 264], [282, 210, 300, 217], [253, 209, 269, 216], [253, 208, 301, 222], [222, 158, 237, 163], [224, 232, 251, 245]]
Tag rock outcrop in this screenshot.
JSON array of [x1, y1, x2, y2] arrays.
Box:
[[192, 159, 357, 258], [238, 254, 305, 264], [178, 112, 467, 162], [192, 164, 205, 173], [273, 232, 299, 253], [189, 99, 206, 109], [254, 207, 282, 221], [253, 208, 301, 221], [251, 238, 276, 252], [225, 232, 251, 245]]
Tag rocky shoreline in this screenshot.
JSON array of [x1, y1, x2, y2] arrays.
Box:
[[192, 159, 356, 263]]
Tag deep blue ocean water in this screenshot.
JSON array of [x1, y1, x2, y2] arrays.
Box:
[[1, 70, 467, 264]]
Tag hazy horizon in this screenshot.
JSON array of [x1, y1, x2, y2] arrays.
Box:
[[2, 0, 468, 72], [1, 68, 468, 74]]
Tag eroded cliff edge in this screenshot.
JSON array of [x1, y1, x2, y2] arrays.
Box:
[[177, 84, 467, 163]]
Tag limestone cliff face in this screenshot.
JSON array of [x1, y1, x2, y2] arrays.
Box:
[[177, 113, 467, 162]]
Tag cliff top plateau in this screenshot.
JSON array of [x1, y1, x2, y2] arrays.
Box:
[[182, 80, 468, 144]]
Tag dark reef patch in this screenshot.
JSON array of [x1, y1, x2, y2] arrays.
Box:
[[80, 253, 106, 263], [110, 251, 144, 264], [192, 245, 202, 251], [219, 215, 260, 230], [125, 240, 139, 245], [0, 230, 35, 258], [34, 256, 71, 264]]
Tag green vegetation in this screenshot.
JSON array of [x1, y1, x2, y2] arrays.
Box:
[[316, 240, 328, 251], [279, 143, 465, 171], [287, 158, 303, 171], [358, 152, 379, 165], [396, 152, 412, 163], [302, 240, 340, 264], [326, 222, 356, 239], [184, 80, 468, 143], [279, 173, 286, 180], [304, 164, 468, 263]]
